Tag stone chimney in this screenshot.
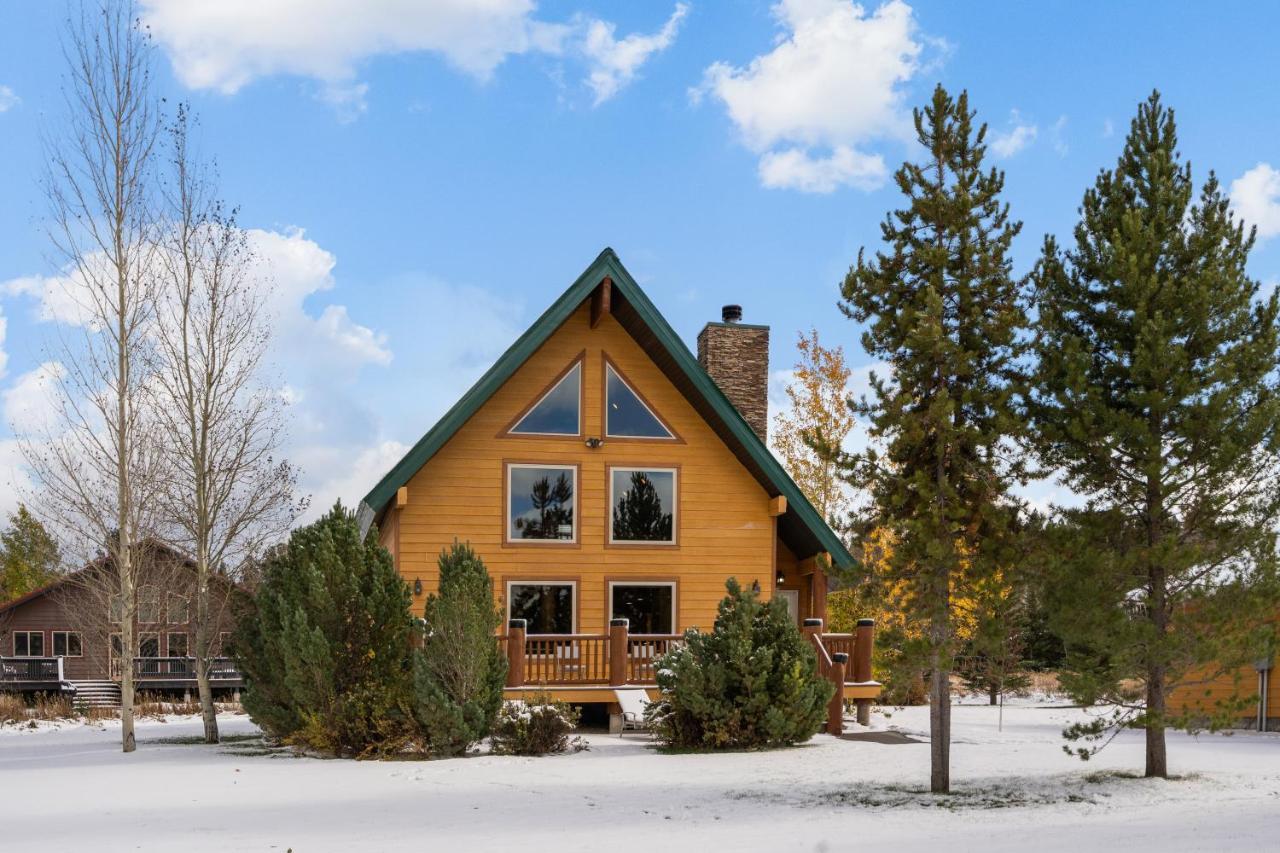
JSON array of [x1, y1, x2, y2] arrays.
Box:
[[698, 305, 770, 442]]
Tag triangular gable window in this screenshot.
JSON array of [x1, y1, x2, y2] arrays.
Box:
[[510, 360, 582, 436], [606, 362, 674, 439]]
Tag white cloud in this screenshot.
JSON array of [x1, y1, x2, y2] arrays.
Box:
[[0, 306, 7, 380], [0, 85, 18, 112], [297, 439, 408, 523], [694, 0, 923, 193], [1102, 118, 1114, 138], [1050, 115, 1068, 156], [1230, 163, 1280, 242], [141, 0, 568, 95], [582, 3, 688, 106], [989, 110, 1037, 158], [758, 146, 885, 192], [2, 361, 65, 436]]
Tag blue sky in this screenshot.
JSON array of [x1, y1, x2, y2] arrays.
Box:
[[1, 0, 1278, 518]]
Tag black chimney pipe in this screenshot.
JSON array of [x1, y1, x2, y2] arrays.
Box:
[[721, 304, 742, 323]]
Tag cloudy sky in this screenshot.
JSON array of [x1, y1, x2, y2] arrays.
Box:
[[1, 0, 1278, 520]]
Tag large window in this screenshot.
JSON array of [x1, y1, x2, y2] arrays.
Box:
[[609, 467, 677, 544], [610, 582, 676, 634], [138, 634, 160, 658], [509, 359, 582, 436], [52, 631, 82, 657], [507, 463, 577, 543], [166, 633, 188, 657], [166, 593, 189, 623], [507, 581, 575, 635], [138, 587, 162, 623], [13, 631, 44, 657], [605, 362, 674, 439]]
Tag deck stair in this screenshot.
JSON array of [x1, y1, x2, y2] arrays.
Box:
[[70, 680, 122, 709]]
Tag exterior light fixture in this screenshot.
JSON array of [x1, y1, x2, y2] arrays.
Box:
[[413, 578, 423, 596], [776, 572, 785, 586], [585, 437, 604, 449], [751, 580, 760, 594]]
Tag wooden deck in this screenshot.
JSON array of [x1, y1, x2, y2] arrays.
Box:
[[1, 656, 243, 691]]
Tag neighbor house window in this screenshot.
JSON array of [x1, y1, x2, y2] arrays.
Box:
[[166, 593, 189, 623], [109, 594, 124, 623], [138, 634, 160, 658], [52, 631, 82, 657], [605, 362, 673, 439], [507, 463, 577, 542], [138, 587, 161, 623], [509, 359, 582, 436], [609, 467, 677, 544], [166, 633, 188, 657], [609, 582, 676, 634], [13, 631, 44, 657], [218, 632, 231, 655], [507, 581, 575, 635]]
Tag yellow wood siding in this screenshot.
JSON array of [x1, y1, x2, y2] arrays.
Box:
[[392, 302, 778, 633]]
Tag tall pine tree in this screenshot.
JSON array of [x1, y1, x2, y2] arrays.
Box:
[[1030, 92, 1280, 778], [840, 85, 1029, 793]]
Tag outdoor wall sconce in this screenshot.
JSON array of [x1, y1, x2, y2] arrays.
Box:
[[751, 580, 760, 594], [584, 437, 604, 449], [413, 578, 423, 596], [776, 572, 785, 586]]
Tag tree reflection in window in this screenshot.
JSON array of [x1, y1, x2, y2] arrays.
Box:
[[611, 469, 674, 542], [509, 465, 576, 540]]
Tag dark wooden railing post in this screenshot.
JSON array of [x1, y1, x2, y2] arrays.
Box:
[[854, 618, 875, 725], [506, 619, 526, 689], [828, 652, 848, 735], [609, 618, 629, 687]]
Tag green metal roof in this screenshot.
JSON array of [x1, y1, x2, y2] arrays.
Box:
[[358, 248, 854, 569]]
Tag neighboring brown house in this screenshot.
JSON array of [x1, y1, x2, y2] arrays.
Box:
[[0, 542, 242, 705]]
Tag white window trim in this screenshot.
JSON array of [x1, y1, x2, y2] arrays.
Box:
[[52, 631, 83, 658], [505, 580, 577, 636], [138, 633, 161, 658], [608, 581, 678, 635], [13, 631, 44, 657], [506, 463, 578, 544], [166, 593, 190, 623], [605, 363, 674, 440], [166, 632, 189, 657], [607, 466, 679, 545], [509, 361, 582, 437]]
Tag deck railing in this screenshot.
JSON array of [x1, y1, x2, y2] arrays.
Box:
[[0, 656, 62, 683], [804, 619, 876, 735], [109, 656, 242, 681], [498, 620, 684, 689]]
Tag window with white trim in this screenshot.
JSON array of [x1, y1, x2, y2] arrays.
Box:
[[609, 467, 677, 544], [166, 593, 189, 623], [609, 582, 676, 634], [507, 581, 575, 635], [167, 632, 188, 657], [13, 631, 44, 657], [52, 631, 82, 657], [507, 463, 576, 542]]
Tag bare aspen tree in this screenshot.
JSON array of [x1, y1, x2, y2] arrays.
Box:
[[25, 0, 163, 753], [152, 105, 300, 744]]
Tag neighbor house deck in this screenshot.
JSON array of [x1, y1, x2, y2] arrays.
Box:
[[1, 656, 243, 693]]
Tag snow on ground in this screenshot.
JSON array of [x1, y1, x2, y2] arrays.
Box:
[[2, 700, 1278, 852]]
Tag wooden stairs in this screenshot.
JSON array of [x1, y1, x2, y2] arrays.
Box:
[[70, 680, 122, 709]]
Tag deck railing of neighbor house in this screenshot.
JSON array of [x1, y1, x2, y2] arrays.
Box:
[[109, 656, 242, 681], [0, 656, 63, 683]]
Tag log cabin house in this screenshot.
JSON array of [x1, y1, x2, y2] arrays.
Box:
[[358, 248, 879, 731], [0, 542, 242, 707]]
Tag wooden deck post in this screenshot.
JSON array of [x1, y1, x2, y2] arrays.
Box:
[[854, 618, 875, 726], [609, 618, 629, 687], [828, 652, 847, 735], [506, 619, 526, 689]]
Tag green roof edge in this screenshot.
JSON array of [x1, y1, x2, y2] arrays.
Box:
[[359, 248, 853, 570]]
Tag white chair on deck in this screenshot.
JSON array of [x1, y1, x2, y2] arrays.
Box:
[[614, 687, 651, 735]]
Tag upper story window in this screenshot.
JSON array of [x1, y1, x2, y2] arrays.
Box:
[[605, 361, 674, 439], [166, 593, 189, 623], [509, 358, 582, 437], [507, 463, 577, 543], [610, 467, 677, 544], [13, 631, 43, 657]]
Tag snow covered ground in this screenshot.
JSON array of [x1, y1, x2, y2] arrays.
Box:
[[2, 699, 1278, 852]]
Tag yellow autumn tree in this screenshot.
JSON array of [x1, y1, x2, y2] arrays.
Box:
[[770, 329, 855, 528]]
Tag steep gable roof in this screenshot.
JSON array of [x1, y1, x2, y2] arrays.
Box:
[[359, 248, 854, 569]]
